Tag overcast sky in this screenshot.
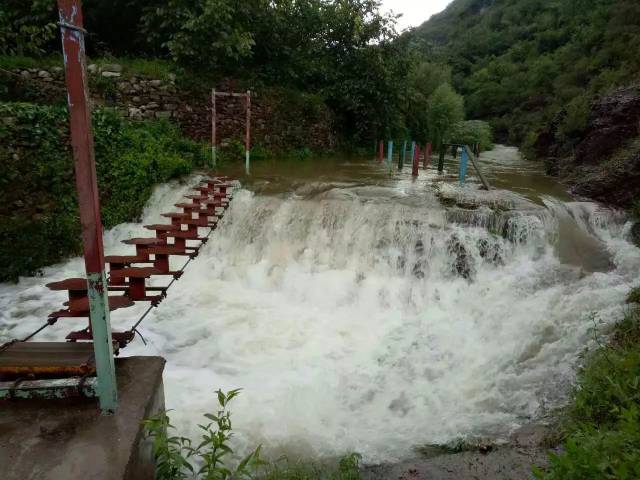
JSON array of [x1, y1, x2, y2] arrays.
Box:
[[382, 0, 453, 32]]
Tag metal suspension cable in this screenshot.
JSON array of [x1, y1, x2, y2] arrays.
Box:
[[124, 217, 220, 339]]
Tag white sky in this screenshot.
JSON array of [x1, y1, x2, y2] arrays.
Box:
[[382, 0, 453, 32]]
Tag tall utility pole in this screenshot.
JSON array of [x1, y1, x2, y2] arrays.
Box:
[[58, 0, 118, 414]]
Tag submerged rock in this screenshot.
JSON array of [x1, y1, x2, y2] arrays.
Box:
[[446, 234, 475, 280]]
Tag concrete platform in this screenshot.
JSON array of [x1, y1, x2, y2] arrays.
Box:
[[0, 356, 165, 480]]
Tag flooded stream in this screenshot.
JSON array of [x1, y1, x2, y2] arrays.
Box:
[[1, 146, 638, 463]]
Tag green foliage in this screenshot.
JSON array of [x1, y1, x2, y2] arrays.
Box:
[[0, 0, 57, 57], [426, 83, 465, 149], [411, 0, 640, 151], [627, 287, 640, 305], [0, 102, 206, 282], [1, 0, 410, 144], [534, 306, 640, 479], [144, 389, 362, 480], [448, 120, 493, 151]]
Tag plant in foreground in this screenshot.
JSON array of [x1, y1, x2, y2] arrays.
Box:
[[144, 389, 362, 480]]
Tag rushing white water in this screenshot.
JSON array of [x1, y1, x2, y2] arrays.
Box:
[[1, 149, 639, 463]]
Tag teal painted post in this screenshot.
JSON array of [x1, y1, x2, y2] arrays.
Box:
[[387, 140, 393, 168], [58, 0, 117, 414], [459, 147, 468, 185]]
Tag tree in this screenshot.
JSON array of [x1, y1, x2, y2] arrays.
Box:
[[426, 83, 464, 148]]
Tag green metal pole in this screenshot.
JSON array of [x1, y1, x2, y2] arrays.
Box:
[[399, 140, 407, 170], [438, 146, 445, 173]]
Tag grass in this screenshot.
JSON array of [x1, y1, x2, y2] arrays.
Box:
[[533, 292, 640, 479], [0, 54, 176, 81], [0, 54, 63, 70]]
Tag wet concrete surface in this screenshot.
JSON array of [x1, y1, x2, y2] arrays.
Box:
[[0, 356, 165, 480], [363, 424, 554, 480]]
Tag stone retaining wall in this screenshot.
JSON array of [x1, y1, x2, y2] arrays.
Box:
[[3, 63, 336, 150]]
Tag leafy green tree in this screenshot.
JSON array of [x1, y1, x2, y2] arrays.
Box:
[[0, 0, 56, 56], [426, 83, 464, 148]]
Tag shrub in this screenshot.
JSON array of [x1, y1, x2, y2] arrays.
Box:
[[534, 306, 640, 479], [0, 102, 205, 281], [144, 389, 363, 480], [448, 120, 494, 151]]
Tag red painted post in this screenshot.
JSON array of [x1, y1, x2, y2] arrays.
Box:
[[58, 0, 117, 414], [378, 140, 384, 162], [424, 142, 432, 168], [412, 144, 420, 177]]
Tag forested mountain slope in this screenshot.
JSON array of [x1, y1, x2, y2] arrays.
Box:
[[410, 0, 640, 207]]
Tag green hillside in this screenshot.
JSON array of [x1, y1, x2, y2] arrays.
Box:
[[410, 0, 640, 156]]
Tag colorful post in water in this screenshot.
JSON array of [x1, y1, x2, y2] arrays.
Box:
[[387, 140, 393, 168], [412, 144, 420, 177], [459, 146, 468, 184], [438, 146, 445, 173], [410, 141, 416, 168], [211, 88, 216, 167], [245, 90, 251, 174], [58, 0, 117, 414], [399, 140, 407, 170], [424, 142, 432, 168]]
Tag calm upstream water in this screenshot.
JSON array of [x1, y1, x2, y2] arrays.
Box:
[[1, 146, 639, 463]]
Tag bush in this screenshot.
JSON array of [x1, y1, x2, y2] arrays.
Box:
[[534, 306, 640, 479], [0, 102, 206, 281], [144, 389, 363, 480], [448, 120, 494, 151]]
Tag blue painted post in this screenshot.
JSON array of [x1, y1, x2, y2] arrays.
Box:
[[58, 0, 117, 414], [387, 140, 393, 168], [459, 147, 468, 185]]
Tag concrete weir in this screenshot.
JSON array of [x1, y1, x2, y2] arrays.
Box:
[[0, 357, 165, 480]]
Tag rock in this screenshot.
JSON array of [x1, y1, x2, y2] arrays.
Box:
[[51, 66, 63, 74], [131, 96, 142, 104], [101, 63, 123, 73], [144, 102, 160, 110], [38, 70, 51, 78], [13, 199, 24, 208], [155, 111, 172, 119], [446, 234, 475, 280], [20, 70, 30, 79], [149, 79, 162, 87], [168, 73, 176, 82], [143, 110, 155, 118], [117, 82, 131, 91], [128, 107, 142, 118], [101, 71, 121, 78], [87, 64, 98, 73], [163, 103, 177, 111]]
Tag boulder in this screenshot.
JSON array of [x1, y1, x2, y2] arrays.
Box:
[[101, 71, 121, 78]]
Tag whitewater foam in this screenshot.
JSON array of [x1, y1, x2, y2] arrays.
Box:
[[1, 161, 638, 463]]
